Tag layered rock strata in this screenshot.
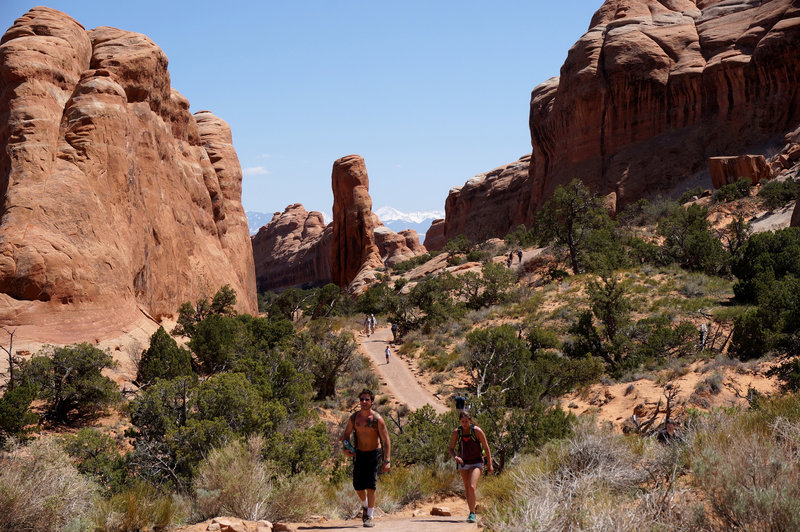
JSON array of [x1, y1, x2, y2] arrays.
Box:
[[442, 0, 800, 243], [0, 7, 257, 344]]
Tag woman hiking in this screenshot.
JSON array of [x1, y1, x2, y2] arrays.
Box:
[[448, 411, 493, 523]]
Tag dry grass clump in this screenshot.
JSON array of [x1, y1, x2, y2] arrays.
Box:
[[0, 436, 98, 532], [481, 419, 692, 531], [194, 435, 328, 523], [688, 406, 800, 530], [378, 460, 460, 512], [93, 482, 188, 532]]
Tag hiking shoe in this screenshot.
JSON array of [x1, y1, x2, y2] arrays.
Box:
[[361, 508, 368, 523], [467, 512, 477, 523], [363, 516, 375, 527]]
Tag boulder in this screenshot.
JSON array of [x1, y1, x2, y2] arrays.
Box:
[[0, 7, 256, 346], [708, 155, 770, 188]]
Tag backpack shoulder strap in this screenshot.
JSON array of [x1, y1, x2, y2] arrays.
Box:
[[470, 424, 479, 442]]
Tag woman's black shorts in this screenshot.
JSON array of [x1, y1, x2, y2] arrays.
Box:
[[353, 449, 382, 491]]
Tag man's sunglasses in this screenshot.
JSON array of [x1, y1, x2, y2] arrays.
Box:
[[359, 397, 372, 402]]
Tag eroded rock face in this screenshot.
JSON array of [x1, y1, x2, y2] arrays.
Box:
[[330, 155, 383, 288], [441, 156, 530, 245], [709, 155, 770, 188], [424, 219, 446, 251], [443, 0, 800, 241], [527, 0, 800, 216], [0, 7, 257, 343], [251, 204, 332, 292]]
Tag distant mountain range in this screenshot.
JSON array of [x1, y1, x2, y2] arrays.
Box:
[[374, 206, 444, 236], [245, 207, 443, 237]]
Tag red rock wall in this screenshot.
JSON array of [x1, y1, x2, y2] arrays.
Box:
[[527, 0, 800, 217], [251, 205, 332, 292], [442, 0, 800, 242], [0, 7, 257, 343]]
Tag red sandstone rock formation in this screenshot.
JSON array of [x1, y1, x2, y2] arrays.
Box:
[[527, 0, 800, 216], [442, 0, 800, 243], [441, 156, 531, 245], [709, 155, 770, 188], [330, 155, 383, 288], [251, 159, 426, 293], [424, 219, 446, 251], [0, 7, 257, 345], [251, 204, 332, 292]]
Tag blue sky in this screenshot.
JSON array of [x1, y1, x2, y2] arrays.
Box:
[[2, 1, 602, 216]]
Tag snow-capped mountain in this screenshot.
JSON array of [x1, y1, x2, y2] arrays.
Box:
[[246, 207, 441, 237], [374, 206, 444, 236]]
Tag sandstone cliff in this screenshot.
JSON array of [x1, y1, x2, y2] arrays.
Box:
[[251, 205, 332, 292], [442, 0, 800, 244], [0, 7, 257, 344]]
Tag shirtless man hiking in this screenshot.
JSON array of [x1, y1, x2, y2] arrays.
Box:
[[340, 389, 391, 527]]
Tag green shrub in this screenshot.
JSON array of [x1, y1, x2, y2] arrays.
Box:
[[758, 178, 798, 210], [61, 428, 128, 494], [657, 203, 729, 274], [390, 253, 432, 274], [19, 343, 120, 424], [714, 177, 752, 203], [137, 326, 194, 386], [0, 383, 37, 443], [678, 186, 705, 204]]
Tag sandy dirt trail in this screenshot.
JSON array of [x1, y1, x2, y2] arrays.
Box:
[[289, 513, 479, 531], [359, 326, 448, 414]]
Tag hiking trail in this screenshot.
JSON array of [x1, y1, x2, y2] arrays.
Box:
[[358, 326, 448, 414]]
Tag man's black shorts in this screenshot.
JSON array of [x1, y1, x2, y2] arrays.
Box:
[[353, 449, 382, 491]]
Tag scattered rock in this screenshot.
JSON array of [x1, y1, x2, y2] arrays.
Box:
[[431, 506, 452, 516]]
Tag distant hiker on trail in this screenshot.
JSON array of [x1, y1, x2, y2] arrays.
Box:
[[385, 345, 391, 364], [340, 389, 391, 528], [449, 411, 493, 524], [364, 315, 371, 337], [517, 248, 523, 263], [506, 255, 513, 268], [391, 322, 398, 342], [370, 314, 376, 335], [454, 394, 467, 413]]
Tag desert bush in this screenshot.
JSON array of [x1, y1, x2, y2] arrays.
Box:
[[689, 406, 800, 530], [481, 419, 686, 531], [657, 203, 729, 275], [678, 186, 705, 205], [504, 224, 537, 248], [713, 177, 752, 203], [759, 178, 798, 210], [390, 253, 432, 274], [379, 461, 460, 510], [0, 437, 97, 532], [194, 435, 276, 522], [94, 481, 187, 532]]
